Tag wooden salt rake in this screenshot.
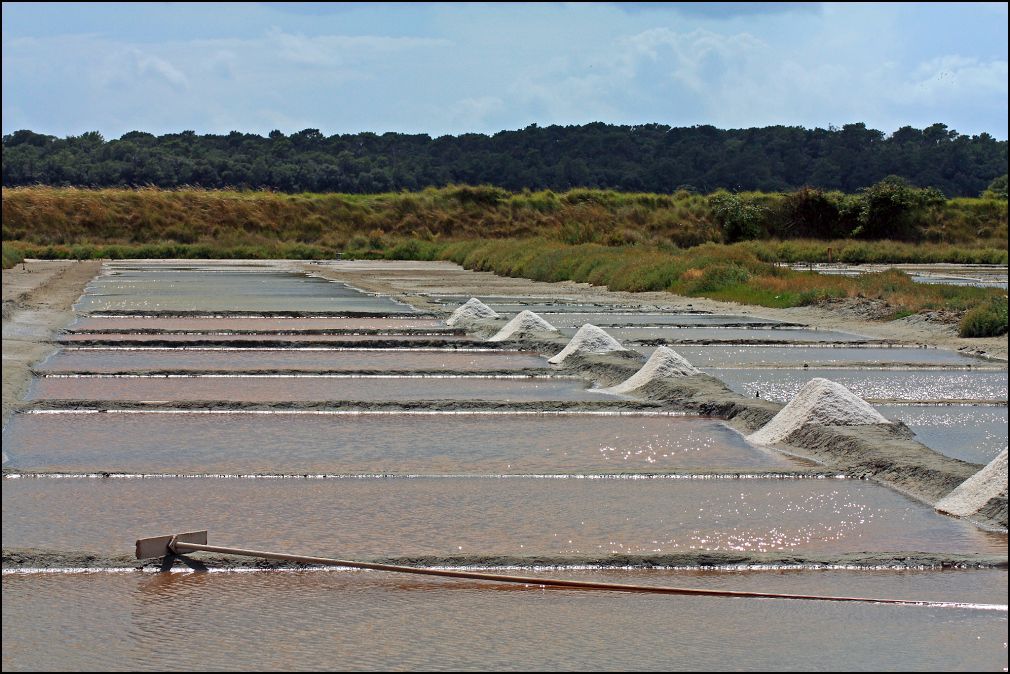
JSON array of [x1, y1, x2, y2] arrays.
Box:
[[136, 531, 1006, 609]]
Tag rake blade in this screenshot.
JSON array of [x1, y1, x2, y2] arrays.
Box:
[[135, 530, 208, 559]]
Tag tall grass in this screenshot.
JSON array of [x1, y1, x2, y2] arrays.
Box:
[[2, 242, 25, 269], [4, 186, 1006, 256], [360, 237, 1008, 336]]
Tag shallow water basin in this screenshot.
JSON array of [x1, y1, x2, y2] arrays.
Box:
[[877, 405, 1009, 464], [76, 269, 414, 314], [671, 345, 991, 369], [37, 348, 548, 374], [70, 316, 449, 331], [58, 332, 474, 344], [27, 374, 617, 403], [1, 412, 798, 474], [565, 326, 872, 343], [2, 569, 1005, 671], [711, 368, 1009, 403], [542, 313, 787, 328], [4, 477, 1003, 556]]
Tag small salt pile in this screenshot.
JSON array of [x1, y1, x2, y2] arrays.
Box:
[[936, 447, 1008, 519], [446, 298, 500, 327], [604, 346, 700, 393], [547, 324, 627, 365], [487, 310, 559, 342], [748, 377, 890, 446]]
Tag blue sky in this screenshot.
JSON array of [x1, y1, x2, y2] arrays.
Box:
[[3, 2, 1007, 139]]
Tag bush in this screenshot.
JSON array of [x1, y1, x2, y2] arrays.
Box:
[[686, 264, 751, 293], [2, 242, 25, 268], [959, 296, 1009, 337], [780, 188, 856, 239], [709, 192, 767, 242], [856, 176, 945, 241]]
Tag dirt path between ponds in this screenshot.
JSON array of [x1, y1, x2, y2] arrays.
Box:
[[304, 260, 1008, 362], [2, 260, 103, 428]]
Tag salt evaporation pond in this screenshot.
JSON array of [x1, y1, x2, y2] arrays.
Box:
[[878, 405, 1009, 464], [70, 316, 449, 331], [37, 348, 548, 373], [58, 332, 475, 344], [3, 570, 1005, 671], [712, 368, 1009, 402], [28, 375, 619, 403], [543, 313, 788, 327], [565, 326, 872, 343], [75, 269, 414, 314], [672, 345, 990, 368], [4, 478, 1004, 556], [2, 412, 799, 474]]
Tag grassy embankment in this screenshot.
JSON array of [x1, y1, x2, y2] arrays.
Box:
[[2, 186, 1007, 336]]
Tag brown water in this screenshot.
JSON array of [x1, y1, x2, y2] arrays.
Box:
[[3, 569, 1006, 670], [2, 412, 798, 474], [37, 349, 548, 373], [71, 317, 449, 331], [4, 478, 1004, 556], [27, 376, 614, 403]]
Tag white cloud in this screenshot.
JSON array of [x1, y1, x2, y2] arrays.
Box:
[[267, 29, 451, 66]]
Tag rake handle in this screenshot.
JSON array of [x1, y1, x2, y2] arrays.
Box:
[[171, 541, 926, 606]]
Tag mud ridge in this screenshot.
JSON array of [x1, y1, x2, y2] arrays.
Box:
[[2, 469, 844, 480], [5, 548, 1005, 571]]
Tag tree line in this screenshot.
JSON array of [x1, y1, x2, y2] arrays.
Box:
[[2, 122, 1006, 197]]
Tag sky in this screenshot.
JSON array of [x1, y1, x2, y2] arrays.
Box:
[[2, 2, 1008, 140]]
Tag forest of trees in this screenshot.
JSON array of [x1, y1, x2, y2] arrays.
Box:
[[2, 122, 1006, 197]]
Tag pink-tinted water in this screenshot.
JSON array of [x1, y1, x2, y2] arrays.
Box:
[[3, 570, 1006, 671], [38, 349, 547, 373], [4, 478, 1004, 556], [3, 412, 797, 474], [28, 376, 610, 402], [59, 332, 472, 343], [72, 317, 449, 331]]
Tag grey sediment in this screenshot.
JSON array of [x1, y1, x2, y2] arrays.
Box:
[[4, 547, 1006, 571]]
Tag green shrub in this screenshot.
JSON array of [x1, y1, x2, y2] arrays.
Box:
[[2, 242, 25, 268], [686, 264, 751, 293], [709, 192, 768, 242], [959, 296, 1009, 337]]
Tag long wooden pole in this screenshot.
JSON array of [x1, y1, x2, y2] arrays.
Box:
[[167, 540, 1004, 609]]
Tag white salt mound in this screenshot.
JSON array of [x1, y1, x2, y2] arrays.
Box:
[[604, 346, 701, 393], [936, 448, 1008, 518], [446, 298, 500, 327], [487, 310, 559, 342], [547, 324, 627, 365], [747, 377, 890, 446]]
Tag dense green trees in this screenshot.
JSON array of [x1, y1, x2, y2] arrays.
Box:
[[2, 122, 1006, 197]]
